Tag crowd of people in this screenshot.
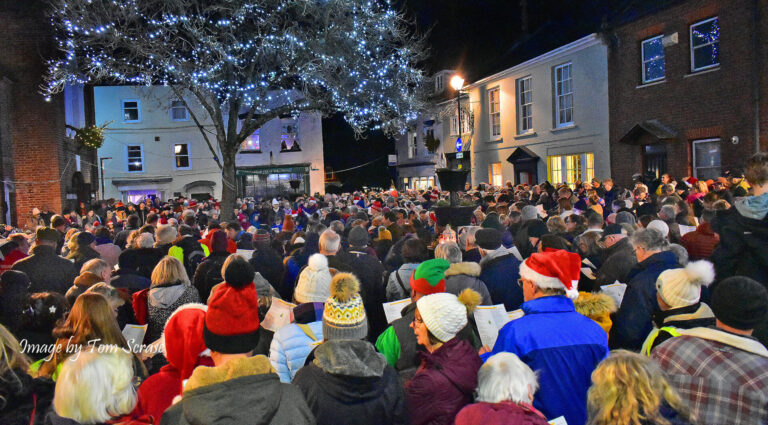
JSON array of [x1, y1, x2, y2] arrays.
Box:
[[0, 151, 767, 425]]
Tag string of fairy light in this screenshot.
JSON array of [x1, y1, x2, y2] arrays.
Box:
[[42, 0, 426, 135]]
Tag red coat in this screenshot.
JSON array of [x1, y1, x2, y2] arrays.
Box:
[[456, 401, 549, 425], [132, 358, 214, 423], [681, 223, 720, 261], [0, 249, 27, 274]]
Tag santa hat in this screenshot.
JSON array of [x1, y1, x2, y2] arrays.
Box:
[[204, 278, 261, 354], [519, 249, 581, 299], [189, 201, 197, 208], [410, 258, 450, 296], [163, 303, 210, 379]]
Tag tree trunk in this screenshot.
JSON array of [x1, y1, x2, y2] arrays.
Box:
[[220, 150, 238, 221]]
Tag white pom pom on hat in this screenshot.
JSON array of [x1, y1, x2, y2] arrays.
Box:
[[656, 260, 715, 309]]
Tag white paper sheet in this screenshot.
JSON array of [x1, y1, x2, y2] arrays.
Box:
[[601, 281, 628, 306], [549, 416, 568, 425], [678, 224, 696, 236], [122, 324, 148, 352], [382, 298, 411, 324], [235, 249, 254, 259], [581, 267, 596, 280], [261, 298, 296, 332], [473, 304, 511, 349]]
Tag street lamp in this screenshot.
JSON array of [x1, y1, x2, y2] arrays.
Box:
[[450, 75, 465, 164]]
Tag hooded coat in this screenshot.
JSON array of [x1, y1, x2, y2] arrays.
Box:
[[444, 262, 492, 305], [711, 196, 768, 284], [479, 250, 523, 311], [159, 355, 314, 425], [455, 401, 549, 425], [293, 340, 407, 425], [405, 337, 482, 425]]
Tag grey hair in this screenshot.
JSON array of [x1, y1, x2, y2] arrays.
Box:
[[476, 352, 538, 404], [329, 220, 345, 235], [434, 242, 462, 264], [319, 229, 341, 253], [629, 228, 668, 252], [134, 232, 155, 249], [81, 259, 110, 276], [667, 243, 689, 266], [658, 205, 676, 222]]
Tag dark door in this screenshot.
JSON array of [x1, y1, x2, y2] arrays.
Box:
[[643, 144, 667, 179]]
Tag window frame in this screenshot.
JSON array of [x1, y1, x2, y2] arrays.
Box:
[[641, 35, 666, 83], [516, 76, 533, 134], [122, 99, 141, 123], [690, 16, 720, 72], [553, 63, 574, 127], [125, 144, 145, 173], [488, 86, 501, 140], [407, 131, 419, 158], [450, 110, 470, 136], [169, 99, 189, 122], [692, 138, 722, 179], [173, 143, 192, 170]]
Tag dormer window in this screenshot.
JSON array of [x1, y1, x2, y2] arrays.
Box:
[[435, 74, 444, 93]]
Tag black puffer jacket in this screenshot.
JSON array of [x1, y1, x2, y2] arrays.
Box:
[[11, 245, 77, 294], [0, 368, 54, 425], [192, 252, 229, 303]]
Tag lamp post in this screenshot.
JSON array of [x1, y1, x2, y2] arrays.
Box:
[[450, 75, 465, 164]]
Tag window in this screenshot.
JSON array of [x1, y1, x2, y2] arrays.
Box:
[[240, 130, 260, 152], [281, 121, 301, 151], [174, 144, 190, 169], [126, 145, 144, 172], [488, 87, 501, 139], [410, 176, 435, 190], [692, 139, 722, 180], [549, 156, 563, 185], [408, 131, 418, 158], [690, 17, 719, 71], [435, 75, 444, 93], [585, 152, 595, 182], [642, 35, 665, 83], [170, 100, 189, 121], [450, 110, 470, 135], [516, 76, 533, 133], [547, 153, 594, 187], [488, 163, 503, 187], [122, 100, 140, 122], [554, 63, 573, 127]]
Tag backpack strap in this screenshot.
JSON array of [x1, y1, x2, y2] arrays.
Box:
[[394, 271, 408, 294], [297, 323, 318, 341]]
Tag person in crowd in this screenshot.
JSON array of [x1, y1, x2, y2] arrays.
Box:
[[168, 224, 207, 280], [295, 253, 333, 303], [110, 247, 151, 295], [293, 273, 407, 425], [386, 238, 428, 301], [191, 231, 229, 302], [588, 350, 693, 425], [66, 231, 101, 272], [373, 226, 393, 261], [344, 225, 388, 341], [435, 242, 492, 305], [0, 233, 29, 274], [92, 227, 120, 270], [640, 260, 716, 355], [455, 352, 549, 425], [154, 224, 178, 256], [382, 211, 403, 242], [114, 215, 141, 250], [249, 229, 284, 290], [680, 208, 719, 261], [594, 223, 636, 287], [0, 270, 30, 335], [85, 282, 135, 330], [17, 292, 69, 362], [126, 232, 165, 280], [12, 228, 78, 294], [225, 221, 252, 250], [482, 249, 609, 425], [318, 229, 351, 272], [476, 228, 523, 310], [269, 302, 325, 382], [132, 303, 212, 422], [653, 276, 768, 425], [0, 323, 55, 425], [611, 228, 679, 351], [50, 214, 68, 254], [160, 262, 314, 425], [45, 348, 137, 425], [65, 259, 112, 306]]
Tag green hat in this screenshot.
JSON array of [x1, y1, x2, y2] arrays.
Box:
[[410, 258, 450, 296]]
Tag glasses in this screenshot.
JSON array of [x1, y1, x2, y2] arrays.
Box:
[[413, 315, 424, 325], [517, 278, 525, 288]]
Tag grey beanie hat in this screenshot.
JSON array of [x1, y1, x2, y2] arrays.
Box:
[[616, 211, 637, 226], [521, 205, 538, 221], [348, 226, 369, 248]]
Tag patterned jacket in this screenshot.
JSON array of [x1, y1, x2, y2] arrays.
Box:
[[652, 327, 768, 425]]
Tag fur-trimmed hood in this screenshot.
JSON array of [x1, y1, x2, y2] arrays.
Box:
[[444, 262, 481, 277], [574, 292, 617, 317], [184, 355, 275, 393]]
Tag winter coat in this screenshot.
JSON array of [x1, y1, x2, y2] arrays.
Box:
[[192, 251, 229, 302], [110, 269, 151, 294], [681, 222, 719, 261], [479, 250, 523, 311], [482, 296, 609, 425], [405, 337, 482, 425], [11, 245, 78, 294], [114, 226, 139, 250], [269, 320, 323, 382], [455, 401, 549, 425], [68, 246, 101, 272], [641, 302, 716, 356], [610, 250, 679, 351], [293, 340, 407, 425], [573, 291, 617, 336], [0, 368, 55, 425], [711, 197, 768, 283], [594, 237, 637, 288], [386, 262, 419, 301], [160, 355, 314, 425], [122, 248, 165, 279], [344, 248, 388, 341], [444, 262, 492, 305], [0, 249, 27, 274], [169, 236, 207, 279], [249, 245, 285, 290], [146, 283, 200, 344]]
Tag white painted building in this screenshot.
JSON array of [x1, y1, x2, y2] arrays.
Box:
[[94, 86, 324, 202]]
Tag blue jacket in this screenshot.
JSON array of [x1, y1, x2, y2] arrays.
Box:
[[479, 253, 523, 311], [610, 250, 679, 351], [269, 321, 323, 382], [482, 296, 608, 425]]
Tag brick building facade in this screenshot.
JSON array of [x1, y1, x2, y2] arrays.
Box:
[[607, 0, 768, 187], [0, 1, 97, 226]]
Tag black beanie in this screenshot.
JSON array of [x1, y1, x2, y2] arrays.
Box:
[[711, 276, 768, 331], [475, 228, 502, 250], [224, 256, 255, 288], [527, 220, 549, 239]]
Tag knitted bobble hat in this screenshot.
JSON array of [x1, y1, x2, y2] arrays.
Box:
[[204, 281, 260, 354], [294, 254, 332, 303], [323, 273, 368, 341], [416, 289, 480, 343], [410, 258, 450, 296], [656, 260, 715, 309]]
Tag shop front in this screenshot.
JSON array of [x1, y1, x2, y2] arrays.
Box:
[[237, 164, 311, 199]]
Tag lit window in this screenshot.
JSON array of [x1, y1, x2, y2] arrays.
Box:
[[548, 153, 594, 187], [174, 143, 190, 169], [281, 121, 301, 151], [489, 163, 503, 187], [585, 153, 595, 182], [241, 130, 260, 152], [126, 145, 144, 172], [690, 17, 719, 72], [692, 139, 722, 180], [450, 110, 470, 135], [488, 87, 501, 139], [549, 156, 563, 185], [122, 100, 140, 122], [642, 35, 665, 83], [517, 76, 533, 133], [170, 100, 189, 121], [554, 63, 573, 127]]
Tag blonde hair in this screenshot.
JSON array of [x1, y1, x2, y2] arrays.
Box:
[[0, 324, 31, 410], [587, 350, 691, 425], [53, 348, 137, 423], [151, 256, 190, 287]]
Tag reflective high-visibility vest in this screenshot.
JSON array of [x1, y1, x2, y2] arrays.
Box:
[[642, 326, 682, 356]]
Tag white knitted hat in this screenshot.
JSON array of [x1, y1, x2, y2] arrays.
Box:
[[656, 260, 715, 309], [416, 293, 468, 342], [294, 254, 332, 303]]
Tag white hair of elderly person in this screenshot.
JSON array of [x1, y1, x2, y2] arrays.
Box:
[[455, 352, 549, 424], [49, 347, 137, 424]]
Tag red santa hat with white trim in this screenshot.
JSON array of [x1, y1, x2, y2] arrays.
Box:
[[519, 249, 581, 299]]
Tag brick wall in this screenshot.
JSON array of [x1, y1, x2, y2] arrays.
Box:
[[607, 0, 768, 187]]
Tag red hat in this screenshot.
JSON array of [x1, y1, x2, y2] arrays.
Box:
[[391, 190, 399, 198], [93, 221, 100, 227], [116, 202, 124, 207], [685, 177, 698, 186], [189, 201, 197, 208], [163, 304, 210, 379], [519, 249, 581, 299], [204, 283, 261, 354], [159, 217, 168, 225]]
